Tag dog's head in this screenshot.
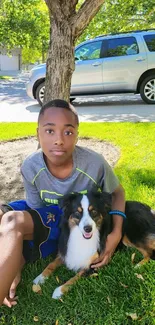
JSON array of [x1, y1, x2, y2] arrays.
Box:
[[59, 191, 112, 239]]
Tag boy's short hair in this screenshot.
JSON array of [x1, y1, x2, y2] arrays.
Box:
[[38, 99, 79, 125]]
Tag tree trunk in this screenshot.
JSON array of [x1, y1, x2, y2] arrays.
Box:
[[44, 0, 105, 104], [44, 13, 75, 103]]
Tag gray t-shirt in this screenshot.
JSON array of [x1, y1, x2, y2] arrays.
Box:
[[21, 145, 119, 208]]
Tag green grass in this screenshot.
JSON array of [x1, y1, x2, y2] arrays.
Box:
[[0, 122, 155, 325], [0, 76, 12, 80]]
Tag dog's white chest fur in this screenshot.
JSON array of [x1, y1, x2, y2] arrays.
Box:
[[64, 226, 100, 271]]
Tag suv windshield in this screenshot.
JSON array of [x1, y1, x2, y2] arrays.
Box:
[[75, 41, 102, 60]]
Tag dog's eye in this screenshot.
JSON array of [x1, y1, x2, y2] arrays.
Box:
[[91, 210, 98, 217], [74, 211, 81, 218]]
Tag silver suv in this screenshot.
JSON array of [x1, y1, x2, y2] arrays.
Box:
[[26, 29, 155, 105]]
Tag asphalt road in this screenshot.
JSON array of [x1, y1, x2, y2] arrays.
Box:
[[0, 73, 155, 122]]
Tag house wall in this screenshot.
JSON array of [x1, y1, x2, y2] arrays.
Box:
[[0, 48, 21, 71]]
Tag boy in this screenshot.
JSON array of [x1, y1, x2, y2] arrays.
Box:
[[0, 99, 125, 307]]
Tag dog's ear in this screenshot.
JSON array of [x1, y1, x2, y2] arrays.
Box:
[[100, 191, 112, 208], [87, 190, 112, 212], [58, 192, 79, 212], [58, 193, 80, 228], [90, 190, 112, 209]]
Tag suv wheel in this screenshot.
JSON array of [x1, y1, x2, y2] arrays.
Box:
[[36, 82, 45, 106], [70, 98, 76, 103], [140, 75, 155, 104]]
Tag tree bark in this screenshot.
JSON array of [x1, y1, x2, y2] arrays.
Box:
[[44, 11, 75, 103], [44, 0, 105, 104]]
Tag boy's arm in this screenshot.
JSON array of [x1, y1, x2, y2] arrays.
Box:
[[91, 184, 125, 268], [111, 183, 125, 236]]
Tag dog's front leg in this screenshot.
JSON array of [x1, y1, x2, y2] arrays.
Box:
[[52, 269, 85, 299], [33, 255, 63, 286]]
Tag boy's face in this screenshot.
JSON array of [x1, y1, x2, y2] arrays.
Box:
[[37, 107, 78, 166]]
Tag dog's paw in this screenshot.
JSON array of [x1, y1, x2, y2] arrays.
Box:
[[52, 286, 63, 299], [33, 273, 46, 285]]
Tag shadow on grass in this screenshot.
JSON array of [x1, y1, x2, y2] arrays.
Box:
[[117, 167, 155, 190], [129, 169, 155, 189]]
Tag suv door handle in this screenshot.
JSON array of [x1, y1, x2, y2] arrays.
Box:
[[136, 57, 146, 62], [92, 62, 101, 66]]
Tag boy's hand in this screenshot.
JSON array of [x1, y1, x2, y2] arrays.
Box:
[[2, 272, 21, 308], [3, 296, 18, 308], [91, 231, 121, 268]]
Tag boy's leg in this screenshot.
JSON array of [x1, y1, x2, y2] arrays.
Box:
[[0, 208, 4, 221], [0, 210, 34, 306], [0, 207, 26, 303], [0, 208, 23, 305]]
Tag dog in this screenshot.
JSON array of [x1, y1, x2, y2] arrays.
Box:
[[33, 191, 155, 299]]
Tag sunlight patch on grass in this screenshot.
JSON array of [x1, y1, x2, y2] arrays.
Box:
[[0, 122, 37, 141]]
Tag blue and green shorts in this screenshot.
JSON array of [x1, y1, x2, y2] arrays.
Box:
[[1, 200, 62, 263]]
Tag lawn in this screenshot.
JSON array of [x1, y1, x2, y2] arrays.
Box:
[[0, 76, 12, 80], [0, 122, 155, 325]]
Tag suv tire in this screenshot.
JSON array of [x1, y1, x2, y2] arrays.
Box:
[[140, 75, 155, 104], [36, 82, 45, 106], [70, 98, 76, 103]]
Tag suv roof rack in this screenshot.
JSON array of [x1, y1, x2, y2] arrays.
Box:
[[95, 29, 155, 38]]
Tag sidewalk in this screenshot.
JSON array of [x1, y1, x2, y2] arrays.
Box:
[[0, 70, 29, 78]]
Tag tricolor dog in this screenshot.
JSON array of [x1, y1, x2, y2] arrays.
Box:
[[33, 191, 155, 299]]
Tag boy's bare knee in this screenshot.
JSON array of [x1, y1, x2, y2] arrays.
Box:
[[0, 210, 34, 238], [0, 211, 25, 234]]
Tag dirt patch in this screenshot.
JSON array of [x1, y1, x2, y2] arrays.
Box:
[[0, 137, 120, 203]]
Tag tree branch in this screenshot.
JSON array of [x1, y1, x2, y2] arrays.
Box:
[[71, 0, 105, 39]]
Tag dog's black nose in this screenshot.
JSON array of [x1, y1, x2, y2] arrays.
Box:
[[84, 225, 92, 233]]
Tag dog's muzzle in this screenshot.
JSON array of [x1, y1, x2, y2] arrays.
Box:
[[83, 225, 93, 239]]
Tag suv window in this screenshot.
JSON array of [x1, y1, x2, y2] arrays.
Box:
[[106, 37, 139, 57], [75, 41, 102, 61], [144, 34, 155, 52]]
